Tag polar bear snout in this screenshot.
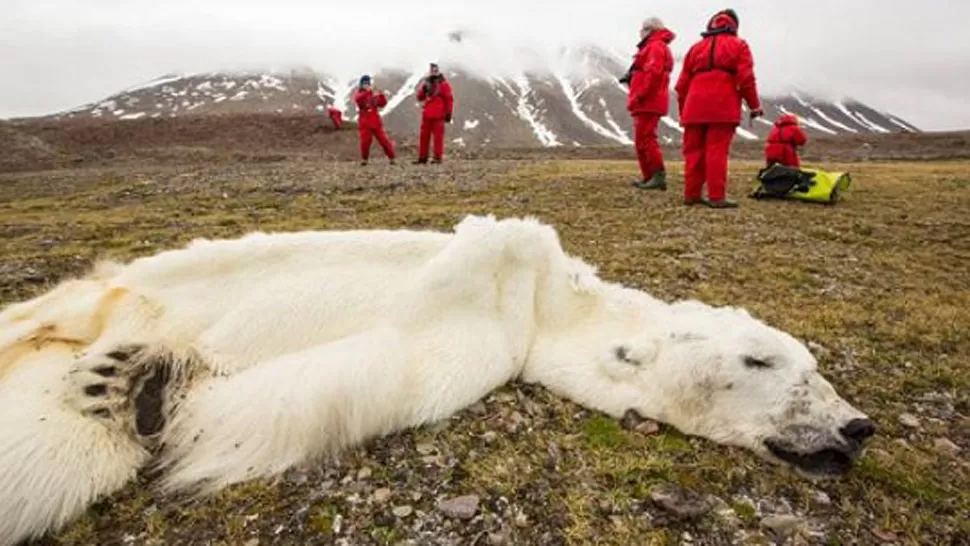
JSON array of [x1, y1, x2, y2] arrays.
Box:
[[840, 418, 877, 445], [762, 416, 877, 478]]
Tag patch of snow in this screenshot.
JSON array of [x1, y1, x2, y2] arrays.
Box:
[[756, 118, 774, 126], [124, 74, 185, 94], [452, 137, 466, 147], [382, 71, 425, 116], [735, 127, 758, 140], [854, 112, 890, 133], [811, 107, 857, 133], [112, 109, 125, 116], [258, 74, 287, 91], [799, 116, 838, 135], [213, 95, 227, 103], [554, 73, 631, 145], [196, 81, 214, 92], [834, 101, 866, 129], [151, 113, 161, 118], [661, 116, 684, 133], [791, 92, 811, 108], [464, 119, 480, 130], [511, 74, 562, 147], [602, 106, 631, 143], [119, 112, 146, 120], [230, 91, 249, 101], [888, 117, 916, 132]]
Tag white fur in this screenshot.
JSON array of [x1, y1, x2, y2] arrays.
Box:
[[0, 215, 871, 545]]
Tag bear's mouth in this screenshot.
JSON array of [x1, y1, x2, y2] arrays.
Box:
[[763, 438, 858, 478]]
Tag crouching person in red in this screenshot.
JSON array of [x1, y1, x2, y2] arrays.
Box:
[[327, 105, 343, 129], [765, 114, 808, 168], [353, 75, 396, 166], [414, 62, 454, 164], [675, 8, 763, 208], [627, 17, 675, 191]]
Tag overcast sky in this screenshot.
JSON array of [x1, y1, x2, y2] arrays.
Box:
[[2, 0, 968, 131]]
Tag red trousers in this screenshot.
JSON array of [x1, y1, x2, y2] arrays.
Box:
[[359, 126, 395, 161], [419, 117, 445, 160], [329, 114, 342, 129], [682, 123, 737, 201], [633, 113, 664, 180]]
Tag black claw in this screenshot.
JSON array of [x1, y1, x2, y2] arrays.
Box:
[[84, 384, 108, 397], [106, 349, 134, 362], [92, 365, 118, 377]]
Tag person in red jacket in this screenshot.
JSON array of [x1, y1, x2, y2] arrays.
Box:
[[327, 105, 343, 129], [414, 62, 454, 164], [625, 17, 676, 191], [675, 9, 764, 208], [764, 114, 808, 168], [353, 75, 396, 166]]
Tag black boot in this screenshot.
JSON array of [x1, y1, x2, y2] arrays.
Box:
[[634, 171, 667, 191]]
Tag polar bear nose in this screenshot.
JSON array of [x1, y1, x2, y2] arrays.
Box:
[[840, 418, 876, 444]]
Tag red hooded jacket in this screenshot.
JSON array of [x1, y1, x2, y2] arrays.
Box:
[[627, 28, 676, 116], [765, 114, 808, 167], [353, 88, 388, 130], [675, 12, 762, 125], [417, 75, 454, 120]]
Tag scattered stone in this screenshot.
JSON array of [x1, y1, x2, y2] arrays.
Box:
[[243, 540, 259, 546], [287, 472, 308, 485], [812, 490, 832, 506], [487, 531, 510, 545], [392, 505, 414, 518], [428, 419, 451, 434], [934, 437, 961, 456], [438, 494, 480, 519], [872, 529, 899, 542], [634, 420, 661, 436], [356, 467, 372, 480], [898, 413, 920, 428], [760, 515, 804, 539], [482, 431, 499, 444], [620, 409, 644, 430], [373, 488, 392, 504], [513, 509, 529, 528], [649, 483, 713, 521], [468, 401, 488, 416], [807, 341, 831, 357], [416, 443, 437, 455]]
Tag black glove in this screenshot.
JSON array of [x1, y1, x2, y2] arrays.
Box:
[[618, 71, 632, 86], [445, 114, 452, 123]]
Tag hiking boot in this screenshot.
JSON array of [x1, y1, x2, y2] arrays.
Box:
[[705, 199, 739, 209], [634, 171, 667, 191], [413, 158, 428, 165], [360, 160, 369, 166], [388, 159, 396, 165], [684, 197, 704, 206], [431, 158, 443, 164]]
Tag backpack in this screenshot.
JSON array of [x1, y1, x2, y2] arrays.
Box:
[[750, 163, 852, 205]]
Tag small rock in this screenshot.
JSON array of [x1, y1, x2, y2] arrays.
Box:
[[812, 490, 832, 506], [634, 420, 661, 436], [807, 341, 830, 357], [416, 443, 436, 455], [438, 494, 480, 520], [933, 437, 961, 456], [649, 483, 712, 521], [468, 401, 488, 416], [410, 492, 422, 502], [760, 515, 804, 539], [487, 530, 510, 546], [428, 420, 451, 434], [872, 529, 899, 543], [513, 509, 529, 528], [356, 467, 372, 480], [898, 413, 920, 428], [482, 431, 499, 444], [620, 409, 644, 431], [392, 505, 413, 518], [493, 392, 516, 404], [373, 488, 392, 504], [244, 540, 259, 546], [288, 472, 308, 485]]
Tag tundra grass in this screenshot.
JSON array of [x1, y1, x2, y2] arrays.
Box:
[[1, 158, 967, 545]]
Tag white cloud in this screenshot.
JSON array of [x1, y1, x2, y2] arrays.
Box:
[[1, 0, 968, 130]]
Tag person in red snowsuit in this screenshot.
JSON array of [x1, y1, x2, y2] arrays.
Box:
[[353, 75, 396, 165], [764, 114, 808, 168], [625, 17, 676, 191], [414, 63, 454, 164], [675, 9, 763, 208], [327, 105, 343, 129]]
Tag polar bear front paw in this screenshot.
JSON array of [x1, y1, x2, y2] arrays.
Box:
[[67, 344, 168, 436]]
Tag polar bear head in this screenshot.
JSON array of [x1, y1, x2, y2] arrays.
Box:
[[606, 299, 876, 479]]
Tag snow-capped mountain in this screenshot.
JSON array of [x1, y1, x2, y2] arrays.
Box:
[[37, 46, 918, 148]]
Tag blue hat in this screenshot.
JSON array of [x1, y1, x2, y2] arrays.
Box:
[[359, 75, 372, 86]]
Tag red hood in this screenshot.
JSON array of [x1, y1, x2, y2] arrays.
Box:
[[777, 114, 799, 126], [704, 12, 739, 35], [647, 28, 676, 44]]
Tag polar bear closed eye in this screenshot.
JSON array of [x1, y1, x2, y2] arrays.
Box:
[[0, 214, 876, 545]]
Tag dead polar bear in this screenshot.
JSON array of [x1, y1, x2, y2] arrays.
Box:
[[0, 214, 875, 545]]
